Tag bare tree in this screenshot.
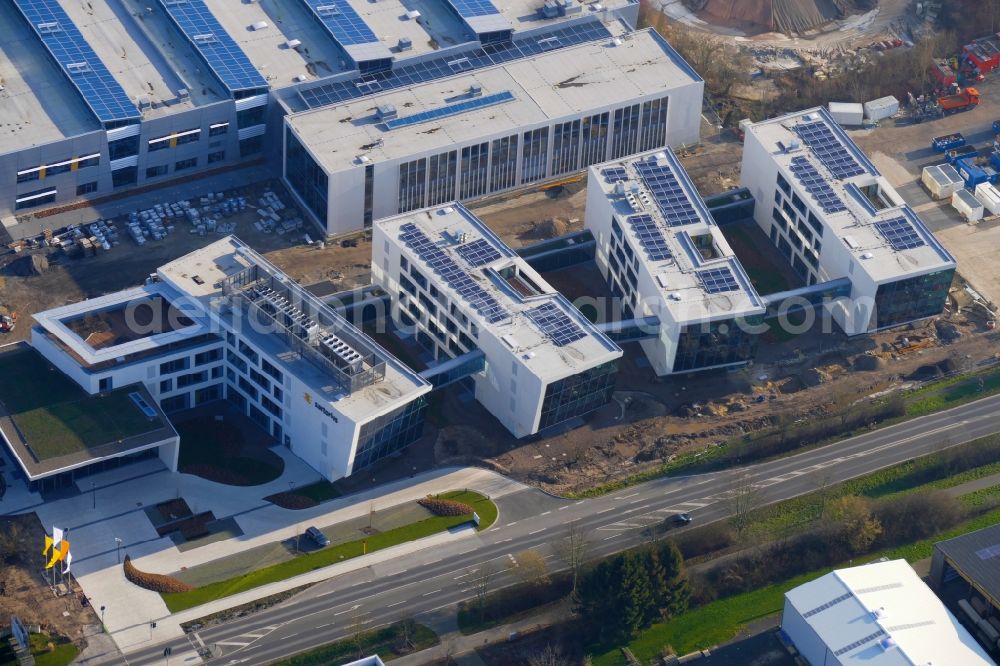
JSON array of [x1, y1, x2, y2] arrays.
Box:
[[0, 520, 23, 563], [554, 522, 590, 593], [811, 471, 834, 521], [472, 563, 495, 621], [724, 473, 763, 539], [527, 644, 571, 666], [349, 611, 369, 659], [511, 549, 549, 587]]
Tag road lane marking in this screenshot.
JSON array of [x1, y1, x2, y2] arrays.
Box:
[[216, 641, 251, 647], [387, 601, 406, 607], [596, 507, 615, 514], [558, 505, 570, 510], [423, 589, 441, 596], [529, 528, 545, 535], [505, 522, 518, 527], [603, 534, 619, 541], [540, 511, 551, 516], [613, 493, 639, 500]]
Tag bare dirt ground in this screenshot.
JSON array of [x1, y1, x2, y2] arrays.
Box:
[[0, 514, 98, 651]]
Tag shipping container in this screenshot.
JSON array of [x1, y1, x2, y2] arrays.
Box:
[[921, 164, 964, 199], [828, 102, 864, 126], [932, 133, 966, 151], [975, 182, 1000, 215], [953, 188, 984, 221], [863, 96, 900, 121], [946, 144, 977, 164], [957, 158, 1000, 188]]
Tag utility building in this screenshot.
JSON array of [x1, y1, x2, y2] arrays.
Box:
[[740, 107, 956, 335], [373, 203, 622, 438]]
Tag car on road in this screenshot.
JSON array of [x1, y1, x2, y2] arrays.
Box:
[[671, 513, 692, 526], [305, 526, 330, 547]]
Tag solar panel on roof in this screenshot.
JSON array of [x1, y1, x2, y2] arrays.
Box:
[[456, 239, 502, 267], [524, 302, 587, 347], [12, 0, 139, 124], [383, 91, 514, 130], [698, 267, 740, 294], [400, 224, 508, 323], [633, 161, 700, 227], [874, 217, 926, 250], [627, 214, 673, 262], [793, 120, 866, 180], [297, 21, 610, 110], [155, 0, 267, 93], [789, 156, 847, 214], [301, 0, 379, 46], [602, 167, 627, 184], [446, 0, 500, 18]]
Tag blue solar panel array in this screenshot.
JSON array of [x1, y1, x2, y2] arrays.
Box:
[[12, 0, 139, 125], [301, 0, 379, 47], [456, 238, 502, 267], [874, 217, 926, 251], [627, 214, 672, 262], [400, 223, 508, 323], [384, 91, 514, 130], [602, 166, 627, 184], [156, 0, 267, 93], [634, 161, 700, 227], [698, 267, 740, 294], [794, 120, 866, 180], [524, 302, 587, 347], [446, 0, 501, 17], [298, 20, 610, 109], [789, 156, 846, 214]]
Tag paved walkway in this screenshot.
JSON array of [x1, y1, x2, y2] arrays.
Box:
[[942, 471, 1000, 498], [21, 457, 523, 652]]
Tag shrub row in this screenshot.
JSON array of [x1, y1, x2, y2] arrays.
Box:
[[123, 555, 193, 593], [418, 497, 473, 516], [264, 492, 318, 510]]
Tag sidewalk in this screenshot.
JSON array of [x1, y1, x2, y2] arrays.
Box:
[[26, 459, 523, 653]]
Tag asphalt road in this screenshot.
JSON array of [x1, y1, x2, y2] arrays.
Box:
[[125, 391, 1000, 665]]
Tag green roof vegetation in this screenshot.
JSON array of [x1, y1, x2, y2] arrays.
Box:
[[0, 348, 164, 461]]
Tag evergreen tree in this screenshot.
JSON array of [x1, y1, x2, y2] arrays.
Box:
[[659, 541, 690, 618], [616, 552, 655, 640], [575, 559, 616, 643], [643, 545, 670, 622]]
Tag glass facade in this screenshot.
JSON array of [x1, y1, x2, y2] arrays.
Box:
[[580, 112, 609, 167], [521, 127, 549, 184], [489, 134, 518, 191], [363, 164, 375, 227], [427, 151, 457, 206], [672, 318, 760, 372], [551, 119, 581, 176], [538, 361, 617, 431], [872, 269, 954, 331], [611, 103, 641, 159], [638, 97, 669, 152], [460, 142, 489, 198], [285, 128, 329, 226], [397, 158, 427, 213], [352, 397, 428, 470]]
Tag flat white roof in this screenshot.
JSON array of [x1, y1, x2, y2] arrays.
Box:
[[0, 0, 100, 153], [496, 0, 631, 33], [378, 204, 621, 381], [785, 559, 995, 666], [287, 26, 700, 173], [746, 107, 956, 283], [592, 148, 765, 323], [341, 0, 445, 58], [157, 237, 430, 421]]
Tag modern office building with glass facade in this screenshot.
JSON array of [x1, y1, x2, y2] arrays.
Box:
[[372, 203, 622, 438], [584, 148, 766, 375], [28, 236, 431, 481], [282, 23, 704, 237], [740, 108, 956, 335]]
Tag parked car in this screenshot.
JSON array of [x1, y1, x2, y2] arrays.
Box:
[[305, 526, 330, 547], [672, 513, 692, 526]]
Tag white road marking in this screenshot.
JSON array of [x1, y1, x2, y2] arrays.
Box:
[[193, 633, 206, 648], [387, 601, 406, 607], [596, 507, 615, 514], [216, 641, 251, 647], [529, 528, 545, 535], [603, 534, 619, 541], [505, 522, 518, 527], [423, 589, 441, 596], [613, 493, 639, 500], [540, 511, 551, 516], [558, 505, 570, 511]]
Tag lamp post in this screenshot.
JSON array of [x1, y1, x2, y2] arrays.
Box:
[[91, 482, 96, 509], [100, 605, 106, 632], [114, 538, 122, 564]]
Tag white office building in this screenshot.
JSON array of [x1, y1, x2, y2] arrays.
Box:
[[740, 107, 956, 335], [283, 24, 704, 236], [30, 236, 431, 480], [585, 147, 765, 375], [781, 559, 995, 666], [372, 203, 622, 438]]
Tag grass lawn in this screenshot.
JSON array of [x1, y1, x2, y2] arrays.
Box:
[[0, 348, 164, 460], [905, 367, 1000, 417], [296, 481, 341, 502], [161, 491, 496, 612], [719, 225, 793, 296], [0, 633, 79, 666], [272, 621, 437, 665]]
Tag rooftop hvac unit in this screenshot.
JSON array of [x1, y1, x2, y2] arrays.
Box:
[[861, 251, 874, 259], [286, 38, 302, 49], [398, 37, 412, 51], [356, 154, 371, 164], [669, 292, 682, 301], [138, 96, 151, 109], [540, 0, 559, 19], [610, 37, 622, 46], [294, 74, 309, 82], [377, 103, 397, 120], [469, 83, 482, 97], [441, 206, 455, 214], [405, 9, 420, 19], [251, 21, 268, 30], [613, 181, 625, 195]]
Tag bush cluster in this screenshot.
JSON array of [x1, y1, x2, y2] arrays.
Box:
[[265, 492, 318, 510], [123, 555, 193, 593], [418, 497, 473, 516]]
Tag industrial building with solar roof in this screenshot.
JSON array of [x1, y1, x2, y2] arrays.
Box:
[[584, 147, 766, 376], [0, 0, 647, 233], [372, 203, 622, 438], [281, 22, 703, 236], [740, 107, 957, 336]]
